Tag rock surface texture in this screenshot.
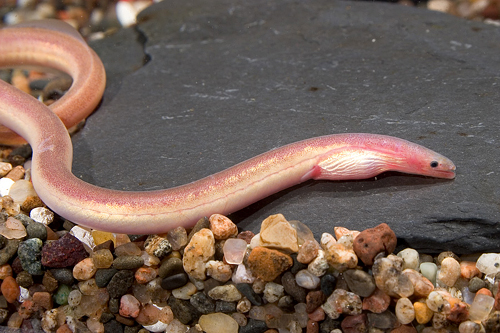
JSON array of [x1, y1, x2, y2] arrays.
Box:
[[74, 0, 500, 253]]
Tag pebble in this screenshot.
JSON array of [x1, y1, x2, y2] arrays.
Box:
[[17, 238, 44, 275], [362, 288, 390, 313], [297, 240, 320, 264], [172, 281, 197, 300], [397, 248, 420, 270], [0, 178, 15, 196], [0, 216, 27, 239], [158, 257, 184, 278], [144, 234, 172, 258], [73, 258, 97, 281], [353, 223, 397, 265], [372, 255, 414, 298], [469, 293, 495, 322], [29, 207, 54, 225], [282, 271, 307, 303], [207, 284, 242, 302], [135, 267, 157, 284], [402, 269, 434, 298], [235, 283, 262, 306], [182, 228, 215, 280], [307, 250, 328, 277], [320, 274, 336, 297], [295, 269, 321, 289], [322, 289, 362, 320], [258, 214, 299, 253], [414, 300, 433, 324], [49, 268, 74, 285], [247, 247, 292, 281], [263, 282, 285, 303], [190, 291, 216, 314], [206, 260, 232, 282], [223, 238, 247, 264], [68, 289, 82, 307], [33, 291, 52, 310], [26, 222, 47, 240], [476, 253, 500, 275], [341, 314, 367, 333], [343, 269, 376, 297], [41, 233, 88, 268], [113, 255, 144, 270], [320, 233, 357, 269], [107, 270, 135, 298], [0, 239, 20, 266], [120, 294, 141, 318], [420, 262, 438, 285], [438, 257, 461, 287], [161, 272, 188, 290], [232, 264, 256, 284], [92, 249, 114, 269], [1, 276, 19, 303], [16, 271, 33, 288], [460, 261, 481, 279], [164, 227, 187, 252], [208, 214, 238, 240], [395, 297, 414, 324], [54, 284, 70, 305], [198, 312, 239, 333]]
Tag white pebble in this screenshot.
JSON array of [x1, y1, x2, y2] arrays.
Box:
[[263, 282, 284, 303], [469, 293, 495, 322], [0, 178, 15, 197], [30, 207, 54, 225], [172, 282, 197, 300], [232, 264, 255, 284], [397, 248, 420, 270], [438, 257, 461, 287], [0, 163, 12, 177], [295, 269, 320, 289], [143, 321, 169, 333], [476, 253, 500, 275], [8, 180, 37, 205], [70, 226, 95, 250], [395, 297, 415, 324], [68, 290, 82, 307], [420, 262, 438, 285]]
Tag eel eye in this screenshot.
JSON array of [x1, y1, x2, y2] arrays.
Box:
[[430, 161, 439, 168]]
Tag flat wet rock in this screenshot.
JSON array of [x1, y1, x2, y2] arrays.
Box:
[[73, 0, 500, 253]]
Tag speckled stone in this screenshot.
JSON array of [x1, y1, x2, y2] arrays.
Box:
[[167, 296, 200, 325], [183, 228, 215, 280], [282, 272, 307, 303], [41, 233, 88, 268], [238, 318, 267, 333], [144, 234, 172, 258], [112, 256, 144, 270], [353, 223, 397, 266], [247, 247, 292, 281], [0, 239, 20, 266], [15, 271, 33, 288], [107, 270, 135, 298], [17, 238, 44, 275], [190, 292, 216, 314], [49, 268, 74, 285], [95, 268, 118, 288], [209, 214, 238, 240], [322, 289, 362, 320], [26, 222, 47, 241]]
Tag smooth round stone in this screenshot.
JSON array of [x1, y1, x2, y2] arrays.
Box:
[[49, 268, 74, 285], [476, 253, 500, 275], [468, 276, 486, 293], [419, 262, 438, 285], [26, 222, 47, 241], [207, 285, 242, 302], [438, 257, 461, 287], [458, 320, 481, 333], [215, 301, 237, 313], [172, 282, 197, 300], [395, 297, 415, 325], [68, 290, 82, 307], [95, 268, 118, 288], [54, 284, 71, 305], [295, 269, 320, 289], [397, 248, 420, 271], [161, 272, 188, 290], [223, 238, 247, 265], [112, 255, 144, 270], [343, 269, 376, 297], [158, 257, 184, 278], [198, 313, 239, 333]]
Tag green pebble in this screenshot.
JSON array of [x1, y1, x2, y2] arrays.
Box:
[[54, 284, 71, 305], [18, 238, 43, 275]]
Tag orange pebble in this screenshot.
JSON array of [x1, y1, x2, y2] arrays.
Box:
[[135, 267, 158, 284], [56, 324, 73, 333], [1, 276, 20, 303], [460, 261, 481, 279], [476, 288, 493, 297]]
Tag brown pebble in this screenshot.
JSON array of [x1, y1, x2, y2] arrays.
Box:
[[41, 233, 88, 268], [477, 288, 493, 297], [115, 313, 136, 326], [353, 223, 397, 265], [447, 301, 469, 323], [1, 276, 20, 303], [247, 247, 292, 281], [56, 324, 73, 333], [18, 299, 38, 319], [341, 314, 367, 333], [362, 288, 391, 313], [306, 290, 325, 313], [5, 165, 25, 181], [237, 230, 255, 244], [390, 325, 418, 333], [42, 271, 59, 292], [94, 239, 115, 252], [306, 320, 319, 333], [33, 291, 53, 310]]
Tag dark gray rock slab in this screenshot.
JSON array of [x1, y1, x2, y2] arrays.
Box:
[[74, 0, 500, 253]]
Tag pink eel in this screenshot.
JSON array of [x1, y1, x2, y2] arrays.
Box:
[[0, 20, 456, 234]]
